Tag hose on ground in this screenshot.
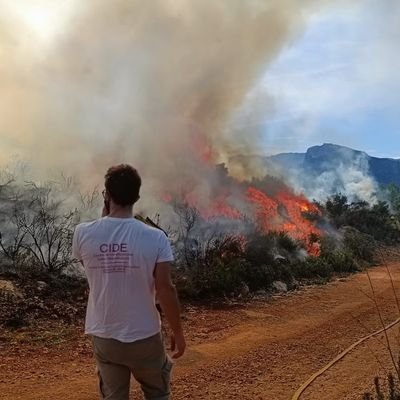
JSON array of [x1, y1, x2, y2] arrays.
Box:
[[291, 317, 400, 400]]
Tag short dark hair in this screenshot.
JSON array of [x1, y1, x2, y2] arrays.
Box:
[[104, 164, 141, 206]]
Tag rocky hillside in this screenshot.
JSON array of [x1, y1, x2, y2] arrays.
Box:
[[267, 143, 400, 187]]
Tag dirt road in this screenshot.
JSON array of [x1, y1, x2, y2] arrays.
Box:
[[1, 263, 400, 400]]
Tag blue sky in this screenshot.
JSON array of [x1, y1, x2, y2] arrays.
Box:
[[245, 1, 400, 159]]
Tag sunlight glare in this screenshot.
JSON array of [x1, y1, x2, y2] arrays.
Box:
[[2, 0, 80, 47]]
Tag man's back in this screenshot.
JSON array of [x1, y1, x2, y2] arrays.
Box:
[[74, 164, 184, 400], [73, 216, 173, 342]]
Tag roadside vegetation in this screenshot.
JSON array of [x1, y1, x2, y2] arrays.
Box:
[[353, 184, 400, 399], [172, 188, 400, 299], [2, 172, 400, 398], [363, 374, 400, 400], [0, 170, 400, 330]]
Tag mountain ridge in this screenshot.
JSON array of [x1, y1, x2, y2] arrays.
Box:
[[264, 143, 400, 187]]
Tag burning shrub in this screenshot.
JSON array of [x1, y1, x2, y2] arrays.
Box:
[[0, 164, 393, 303], [170, 197, 363, 298], [171, 200, 310, 297]]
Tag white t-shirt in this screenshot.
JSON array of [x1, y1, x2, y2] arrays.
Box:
[[72, 216, 174, 343]]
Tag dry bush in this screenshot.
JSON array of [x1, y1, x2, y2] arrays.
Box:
[[0, 171, 99, 277]]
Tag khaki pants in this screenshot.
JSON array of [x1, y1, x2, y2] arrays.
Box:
[[91, 333, 173, 400]]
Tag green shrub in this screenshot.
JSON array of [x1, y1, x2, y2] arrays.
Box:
[[276, 231, 299, 253], [342, 226, 376, 264], [244, 233, 276, 267], [323, 250, 358, 274], [276, 263, 295, 284], [201, 258, 248, 297], [293, 257, 333, 281], [243, 263, 275, 291], [325, 194, 400, 245]]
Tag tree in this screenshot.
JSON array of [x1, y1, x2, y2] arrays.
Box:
[[0, 180, 80, 276], [386, 183, 400, 215], [325, 194, 349, 227]]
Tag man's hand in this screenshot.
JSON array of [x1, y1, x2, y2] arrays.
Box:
[[170, 330, 186, 359], [155, 262, 186, 359]]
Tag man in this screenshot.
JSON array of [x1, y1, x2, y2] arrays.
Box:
[[72, 164, 185, 400]]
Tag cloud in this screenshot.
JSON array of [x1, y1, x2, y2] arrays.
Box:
[[233, 0, 400, 155]]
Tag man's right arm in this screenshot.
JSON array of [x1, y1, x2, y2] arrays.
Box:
[[154, 262, 186, 359]]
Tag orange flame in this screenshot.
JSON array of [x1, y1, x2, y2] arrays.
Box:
[[247, 187, 321, 255]]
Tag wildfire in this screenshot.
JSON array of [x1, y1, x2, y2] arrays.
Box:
[[191, 133, 215, 164], [202, 196, 243, 220], [162, 170, 322, 256], [160, 131, 322, 255], [246, 186, 279, 230], [247, 187, 321, 255], [183, 191, 243, 220]]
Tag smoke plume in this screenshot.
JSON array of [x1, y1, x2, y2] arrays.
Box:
[[0, 0, 334, 209], [288, 146, 379, 204]]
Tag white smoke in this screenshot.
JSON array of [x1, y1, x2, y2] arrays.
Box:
[[285, 148, 379, 204], [302, 165, 378, 204], [0, 0, 336, 199]]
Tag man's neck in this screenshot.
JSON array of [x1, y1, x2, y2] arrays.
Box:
[[107, 205, 133, 219]]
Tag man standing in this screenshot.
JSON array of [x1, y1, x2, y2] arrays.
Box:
[[73, 164, 185, 400]]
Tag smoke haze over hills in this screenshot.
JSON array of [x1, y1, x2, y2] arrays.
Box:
[[258, 143, 400, 203]]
